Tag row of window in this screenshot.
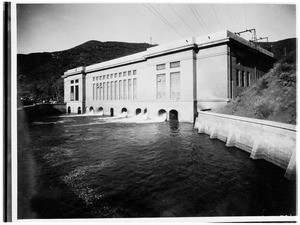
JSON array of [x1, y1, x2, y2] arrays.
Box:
[[156, 61, 180, 71], [236, 69, 251, 87], [92, 70, 137, 82], [93, 78, 137, 101], [157, 72, 181, 100]]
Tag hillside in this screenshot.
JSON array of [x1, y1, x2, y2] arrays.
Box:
[[216, 39, 296, 125], [256, 38, 296, 60], [17, 41, 155, 104]]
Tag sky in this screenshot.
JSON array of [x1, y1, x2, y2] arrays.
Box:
[[17, 3, 296, 54]]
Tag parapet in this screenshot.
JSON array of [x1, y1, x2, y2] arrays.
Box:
[[62, 66, 86, 78]]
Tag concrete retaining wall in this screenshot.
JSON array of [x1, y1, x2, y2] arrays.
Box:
[[194, 111, 296, 179]]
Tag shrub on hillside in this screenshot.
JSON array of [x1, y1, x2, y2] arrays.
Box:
[[254, 103, 274, 119]]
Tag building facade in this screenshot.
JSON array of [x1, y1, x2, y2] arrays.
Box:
[[62, 30, 274, 122]]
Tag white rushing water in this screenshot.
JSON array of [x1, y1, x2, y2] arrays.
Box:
[[94, 112, 167, 124], [59, 111, 168, 127]]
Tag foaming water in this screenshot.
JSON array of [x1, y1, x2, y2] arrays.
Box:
[[18, 116, 296, 219], [59, 111, 168, 125]]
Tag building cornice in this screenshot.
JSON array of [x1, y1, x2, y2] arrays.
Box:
[[62, 66, 86, 78]]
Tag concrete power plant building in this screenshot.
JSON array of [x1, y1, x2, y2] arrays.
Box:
[[62, 30, 274, 122]]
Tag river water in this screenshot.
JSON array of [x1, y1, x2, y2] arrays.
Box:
[[17, 114, 296, 219]]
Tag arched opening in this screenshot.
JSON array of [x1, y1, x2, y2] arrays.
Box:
[[121, 107, 128, 117], [110, 108, 114, 117], [144, 108, 147, 114], [98, 107, 104, 115], [169, 110, 179, 131], [158, 109, 166, 116], [67, 106, 71, 114], [169, 109, 178, 121], [158, 109, 167, 121], [89, 106, 94, 112], [78, 107, 81, 114], [136, 108, 142, 115]]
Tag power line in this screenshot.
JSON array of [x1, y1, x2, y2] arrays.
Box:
[[227, 5, 235, 31], [168, 4, 196, 36], [243, 5, 247, 28], [192, 5, 210, 33], [144, 4, 186, 39], [188, 4, 206, 34], [211, 5, 222, 29]]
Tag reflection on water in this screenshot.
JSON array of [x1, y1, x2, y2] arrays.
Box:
[[169, 120, 180, 132], [18, 115, 296, 219]]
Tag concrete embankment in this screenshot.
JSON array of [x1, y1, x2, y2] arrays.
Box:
[[194, 111, 296, 179], [18, 103, 66, 122]]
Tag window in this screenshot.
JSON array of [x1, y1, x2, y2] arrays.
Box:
[[119, 72, 122, 77], [75, 79, 79, 83], [133, 78, 137, 100], [103, 75, 105, 80], [128, 71, 131, 76], [115, 81, 118, 100], [123, 80, 127, 100], [92, 84, 95, 100], [114, 73, 117, 78], [71, 86, 74, 101], [133, 70, 137, 75], [119, 80, 122, 100], [107, 75, 109, 79], [107, 82, 110, 100], [100, 83, 102, 100], [92, 77, 95, 81], [236, 69, 240, 86], [75, 85, 79, 101], [71, 80, 74, 84], [96, 83, 99, 100], [170, 72, 180, 100], [128, 79, 132, 100], [110, 74, 113, 79], [103, 82, 106, 100], [246, 72, 251, 87], [170, 61, 180, 68], [96, 77, 98, 81], [156, 64, 165, 70], [123, 72, 126, 77], [241, 71, 245, 87], [156, 74, 166, 100], [111, 81, 114, 100]]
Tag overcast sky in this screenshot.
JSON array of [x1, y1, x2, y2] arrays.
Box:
[[17, 3, 296, 54]]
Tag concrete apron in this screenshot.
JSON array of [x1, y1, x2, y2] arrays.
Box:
[[194, 111, 296, 179]]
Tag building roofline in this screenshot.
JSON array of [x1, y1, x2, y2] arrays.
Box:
[[226, 30, 274, 57], [62, 66, 86, 78], [62, 30, 274, 78]]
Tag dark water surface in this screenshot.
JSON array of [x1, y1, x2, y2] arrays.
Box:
[[18, 115, 296, 219]]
